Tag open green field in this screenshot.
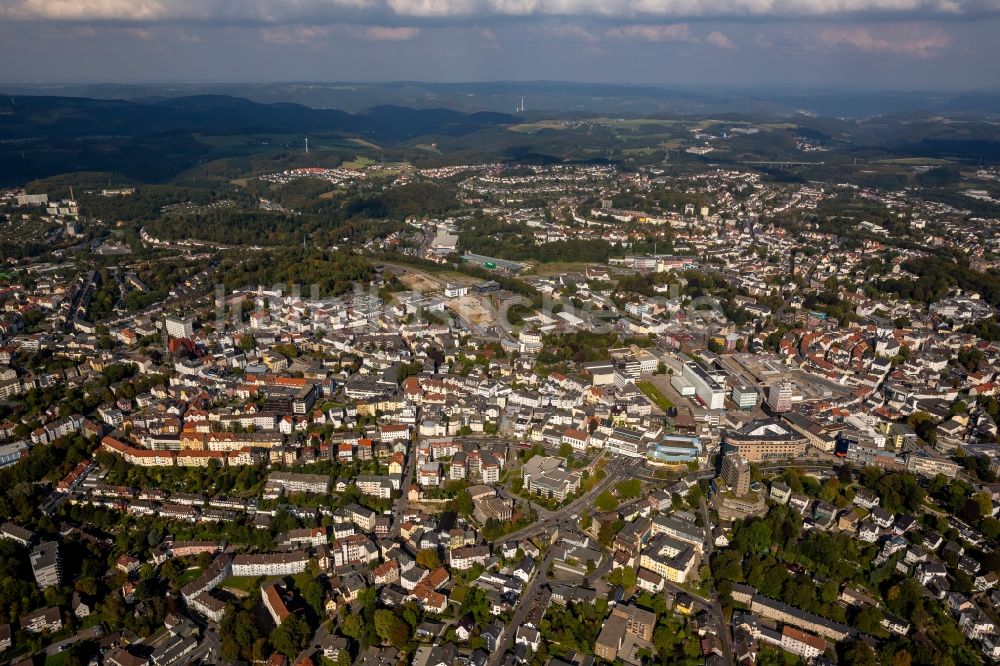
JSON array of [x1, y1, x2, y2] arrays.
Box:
[[637, 381, 674, 411], [220, 575, 266, 593], [527, 261, 592, 276], [511, 117, 685, 134], [874, 157, 954, 165], [509, 120, 571, 133], [177, 566, 204, 585], [44, 654, 67, 666], [342, 155, 376, 169], [347, 137, 382, 150]]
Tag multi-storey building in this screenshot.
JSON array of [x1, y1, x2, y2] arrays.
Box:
[[30, 541, 62, 590]]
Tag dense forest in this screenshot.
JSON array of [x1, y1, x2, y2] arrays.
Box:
[[877, 255, 1000, 307], [458, 215, 612, 263], [217, 248, 373, 296]]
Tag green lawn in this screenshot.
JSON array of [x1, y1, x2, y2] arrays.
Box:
[[220, 575, 265, 593], [637, 381, 674, 411], [45, 653, 68, 666], [177, 566, 204, 585], [527, 261, 592, 276]]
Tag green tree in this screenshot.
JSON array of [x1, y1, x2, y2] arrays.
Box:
[[854, 606, 884, 634], [841, 639, 877, 666], [745, 520, 773, 554], [415, 548, 441, 570], [451, 490, 474, 517], [271, 615, 311, 658], [595, 491, 618, 512], [373, 609, 410, 648], [341, 613, 363, 640], [615, 479, 642, 499], [607, 567, 637, 589]]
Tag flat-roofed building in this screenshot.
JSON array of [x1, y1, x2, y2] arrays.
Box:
[[731, 384, 758, 410], [724, 419, 807, 462], [30, 541, 62, 590], [682, 361, 725, 410], [231, 551, 309, 577], [720, 452, 750, 496], [766, 380, 794, 413]]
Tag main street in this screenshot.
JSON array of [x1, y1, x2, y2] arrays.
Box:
[[389, 444, 419, 539], [486, 456, 653, 665], [487, 548, 556, 666], [495, 455, 638, 545], [699, 497, 733, 666]]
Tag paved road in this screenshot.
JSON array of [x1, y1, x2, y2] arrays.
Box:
[[299, 616, 337, 665], [184, 632, 218, 665], [496, 458, 630, 545], [43, 626, 104, 656], [699, 497, 734, 666], [488, 549, 556, 666], [484, 458, 652, 664], [389, 445, 419, 539]]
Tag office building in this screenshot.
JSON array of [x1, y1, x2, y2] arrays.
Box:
[[720, 452, 751, 496], [724, 419, 807, 462], [681, 361, 725, 410], [731, 384, 758, 410], [766, 380, 793, 413]]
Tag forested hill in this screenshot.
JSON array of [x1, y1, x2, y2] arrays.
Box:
[[0, 94, 518, 141]]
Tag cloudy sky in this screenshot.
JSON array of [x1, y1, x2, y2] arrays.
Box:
[[1, 0, 999, 88]]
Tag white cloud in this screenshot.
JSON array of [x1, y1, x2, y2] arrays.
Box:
[[2, 0, 998, 23], [2, 0, 168, 21], [359, 24, 420, 38], [548, 22, 600, 42], [261, 25, 334, 45], [386, 0, 479, 17], [812, 23, 951, 56], [479, 26, 501, 47], [706, 29, 736, 48], [705, 30, 736, 50], [604, 22, 695, 41], [756, 20, 953, 57]]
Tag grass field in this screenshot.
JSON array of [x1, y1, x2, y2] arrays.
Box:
[[342, 155, 376, 170], [178, 566, 204, 585], [45, 653, 68, 666], [637, 381, 674, 411], [527, 261, 591, 276], [220, 575, 265, 593], [874, 157, 953, 165], [512, 117, 684, 134], [509, 120, 569, 133], [347, 137, 382, 150]]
